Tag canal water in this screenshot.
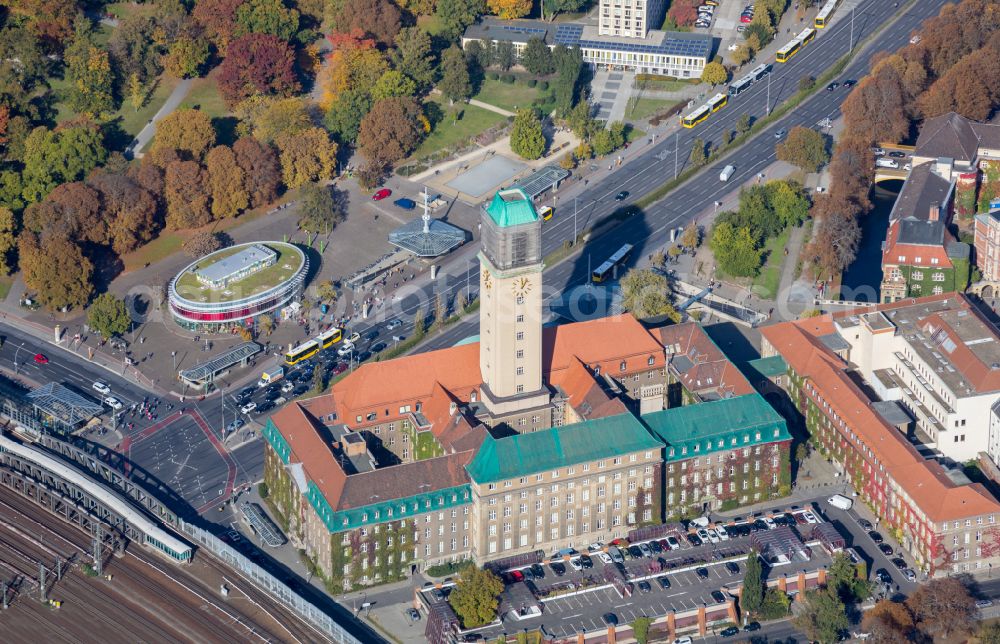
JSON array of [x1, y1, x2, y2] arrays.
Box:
[[839, 181, 904, 302]]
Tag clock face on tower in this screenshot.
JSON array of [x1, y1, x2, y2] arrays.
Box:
[[512, 276, 532, 296], [482, 268, 492, 290]]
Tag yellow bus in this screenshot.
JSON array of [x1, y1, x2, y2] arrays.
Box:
[[284, 340, 320, 366], [592, 244, 633, 283], [814, 0, 838, 28], [707, 93, 728, 113], [538, 206, 554, 221], [797, 27, 817, 46], [316, 327, 343, 350], [776, 39, 801, 63], [681, 105, 711, 128]]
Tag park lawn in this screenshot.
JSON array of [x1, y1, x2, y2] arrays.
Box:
[[47, 74, 76, 125], [121, 233, 185, 272], [410, 99, 505, 161], [104, 2, 161, 20], [626, 97, 675, 121], [473, 79, 541, 113], [174, 242, 302, 302], [417, 14, 447, 37], [116, 75, 181, 138], [183, 76, 229, 121], [752, 226, 792, 299], [626, 126, 646, 142], [635, 77, 696, 92], [0, 277, 12, 303]]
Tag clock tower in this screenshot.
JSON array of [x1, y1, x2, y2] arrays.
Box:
[[478, 188, 549, 418]]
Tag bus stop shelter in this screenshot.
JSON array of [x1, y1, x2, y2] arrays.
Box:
[[178, 342, 262, 391]]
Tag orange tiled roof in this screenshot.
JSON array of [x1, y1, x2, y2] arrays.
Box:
[[656, 323, 755, 397], [269, 399, 347, 507], [761, 318, 1000, 523]]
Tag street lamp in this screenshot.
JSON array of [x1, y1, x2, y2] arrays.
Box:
[[171, 350, 177, 373], [13, 342, 24, 374]]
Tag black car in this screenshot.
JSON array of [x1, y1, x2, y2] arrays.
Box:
[[292, 383, 310, 397], [371, 342, 387, 353], [858, 518, 874, 531], [868, 531, 884, 544], [744, 622, 761, 632], [658, 576, 672, 589], [637, 580, 652, 593], [238, 386, 255, 399], [843, 79, 857, 87], [550, 562, 566, 576], [256, 400, 275, 413], [826, 81, 839, 91], [530, 563, 545, 579], [615, 191, 629, 201], [687, 534, 703, 547], [579, 554, 593, 569], [721, 626, 740, 637], [772, 513, 793, 526], [628, 545, 643, 559], [364, 329, 380, 342], [725, 562, 740, 574], [891, 557, 907, 570], [696, 567, 709, 579], [875, 568, 892, 584], [711, 590, 727, 604], [649, 540, 663, 553], [878, 543, 894, 556], [264, 388, 281, 401], [888, 150, 907, 158], [602, 613, 618, 626], [356, 351, 372, 362]]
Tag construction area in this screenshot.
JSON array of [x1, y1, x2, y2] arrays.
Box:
[[0, 486, 331, 643]]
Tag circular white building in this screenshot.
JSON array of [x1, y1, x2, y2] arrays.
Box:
[[168, 241, 308, 333]]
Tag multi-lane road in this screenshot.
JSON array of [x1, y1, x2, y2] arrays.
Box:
[[362, 0, 945, 354]]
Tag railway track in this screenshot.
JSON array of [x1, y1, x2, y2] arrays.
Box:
[[0, 489, 291, 642]]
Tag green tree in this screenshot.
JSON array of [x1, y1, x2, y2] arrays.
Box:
[[737, 112, 751, 134], [152, 108, 217, 161], [324, 89, 372, 144], [448, 565, 503, 629], [620, 269, 680, 321], [311, 361, 325, 393], [680, 221, 701, 248], [510, 109, 545, 160], [980, 623, 1000, 644], [18, 233, 94, 311], [552, 44, 583, 115], [521, 37, 554, 76], [436, 0, 485, 40], [316, 280, 338, 303], [776, 126, 829, 173], [0, 207, 16, 275], [701, 61, 728, 85], [741, 551, 764, 616], [794, 589, 849, 644], [393, 27, 436, 90], [690, 137, 707, 165], [495, 41, 515, 71], [235, 0, 300, 41], [710, 222, 762, 277], [276, 127, 338, 188], [767, 180, 810, 227], [544, 0, 586, 17], [127, 73, 147, 112], [87, 293, 131, 340], [798, 75, 816, 92], [413, 306, 426, 339], [65, 19, 115, 116], [21, 124, 107, 204], [631, 616, 652, 644], [439, 46, 472, 104], [205, 145, 249, 220], [372, 70, 418, 102], [298, 183, 346, 233]]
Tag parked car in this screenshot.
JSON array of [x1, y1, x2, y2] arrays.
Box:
[[744, 622, 761, 632], [628, 545, 643, 559], [875, 568, 892, 584], [696, 567, 709, 579], [711, 590, 727, 604], [609, 546, 624, 563], [406, 607, 421, 622], [666, 536, 680, 550], [637, 580, 652, 593], [649, 540, 663, 553], [725, 562, 740, 574], [550, 562, 566, 576], [568, 557, 583, 572], [602, 613, 618, 626], [721, 626, 740, 637], [530, 563, 545, 579], [393, 198, 416, 210], [579, 554, 593, 569], [903, 569, 916, 582], [891, 557, 907, 570], [504, 569, 524, 584], [802, 511, 819, 523], [878, 543, 894, 556], [858, 518, 874, 531], [372, 188, 391, 201], [976, 599, 994, 608], [658, 576, 672, 589], [888, 150, 907, 158], [687, 534, 703, 547], [639, 543, 652, 558], [281, 381, 295, 393], [868, 531, 884, 544]]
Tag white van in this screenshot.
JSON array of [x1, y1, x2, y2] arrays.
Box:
[[719, 164, 736, 181], [875, 158, 899, 169], [827, 494, 854, 510], [690, 516, 710, 528]]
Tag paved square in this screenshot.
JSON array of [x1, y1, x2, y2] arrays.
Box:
[[445, 156, 527, 199]]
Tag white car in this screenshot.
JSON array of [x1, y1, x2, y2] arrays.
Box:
[[104, 396, 123, 410], [568, 557, 583, 571], [595, 551, 612, 564], [240, 401, 257, 414], [762, 516, 776, 529], [716, 526, 730, 541], [281, 381, 295, 393], [337, 341, 355, 357], [705, 529, 721, 544], [587, 541, 605, 552], [673, 637, 694, 644], [609, 546, 624, 563], [803, 511, 819, 524], [92, 381, 111, 395], [697, 528, 711, 542], [910, 34, 921, 44]]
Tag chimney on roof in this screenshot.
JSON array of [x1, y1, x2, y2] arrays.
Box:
[[449, 401, 457, 416], [929, 205, 940, 222]]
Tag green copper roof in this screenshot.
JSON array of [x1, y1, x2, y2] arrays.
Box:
[[485, 188, 538, 227], [746, 355, 788, 378], [466, 413, 663, 484], [642, 394, 790, 461]]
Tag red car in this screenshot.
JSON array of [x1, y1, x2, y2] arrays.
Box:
[[331, 363, 348, 375], [33, 353, 48, 364], [372, 188, 392, 201], [740, 14, 753, 23]]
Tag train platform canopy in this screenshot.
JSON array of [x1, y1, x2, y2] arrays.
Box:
[[179, 341, 262, 390], [26, 382, 104, 427], [511, 165, 570, 200], [240, 501, 286, 547]]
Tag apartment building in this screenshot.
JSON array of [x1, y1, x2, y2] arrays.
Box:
[[598, 0, 666, 39], [761, 301, 1000, 575], [260, 189, 791, 589]]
